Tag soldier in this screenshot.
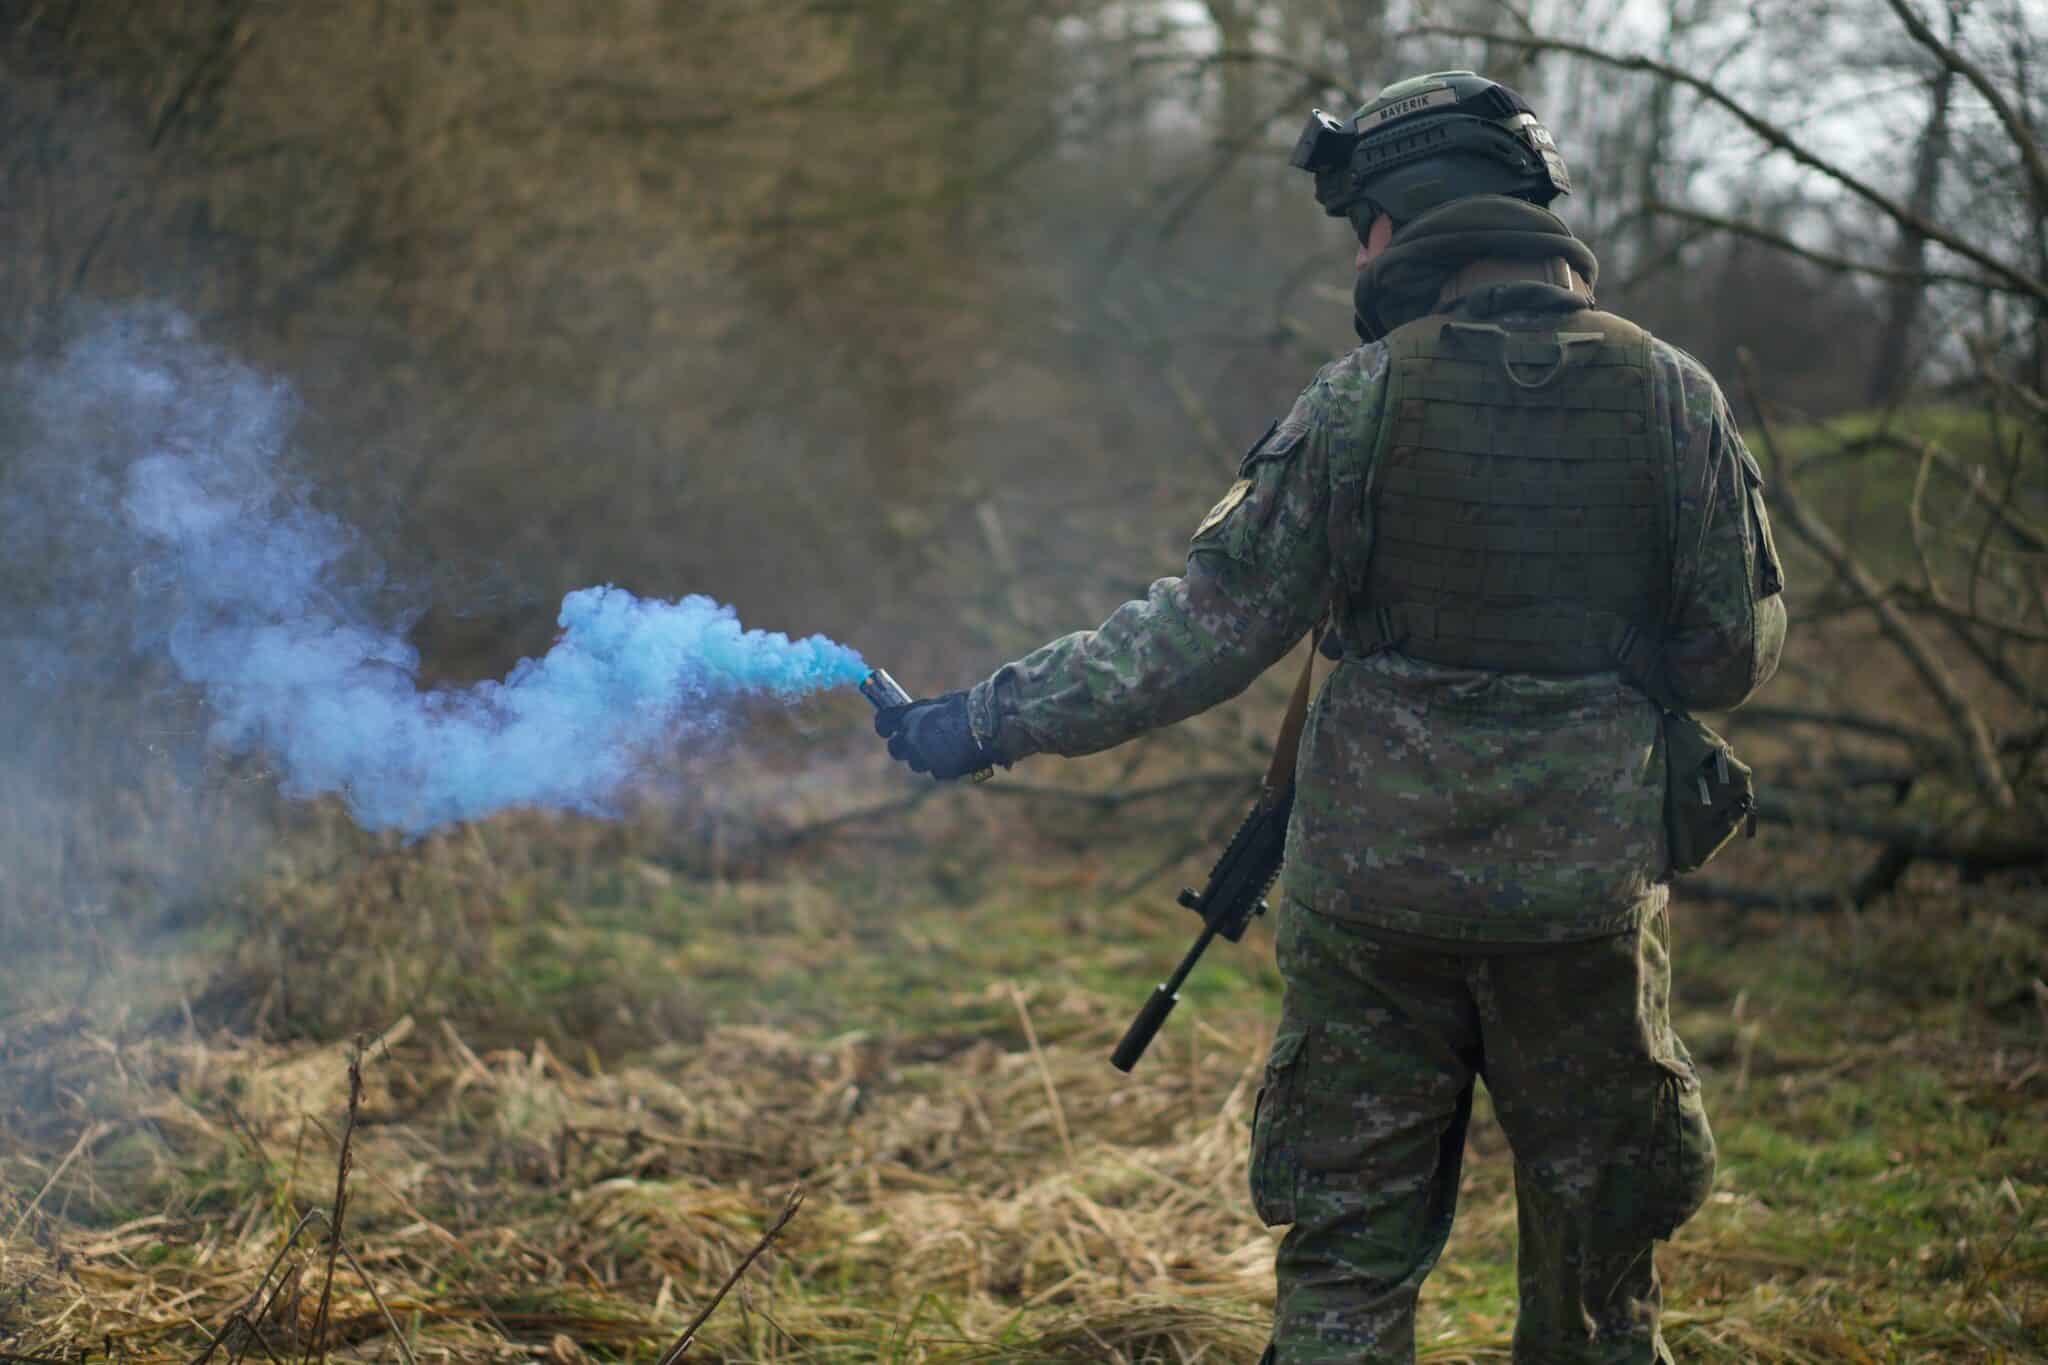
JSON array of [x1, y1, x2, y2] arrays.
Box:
[[874, 71, 1787, 1365]]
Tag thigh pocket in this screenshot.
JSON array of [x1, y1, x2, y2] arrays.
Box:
[[1647, 1040, 1716, 1238], [1248, 1028, 1309, 1227]]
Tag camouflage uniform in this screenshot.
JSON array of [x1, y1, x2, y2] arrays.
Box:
[[963, 273, 1785, 1361]]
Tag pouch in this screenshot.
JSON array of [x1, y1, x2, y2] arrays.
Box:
[[1662, 708, 1756, 875]]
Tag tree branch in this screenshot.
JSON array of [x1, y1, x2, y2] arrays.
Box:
[[1728, 704, 1942, 750], [1397, 25, 2048, 302], [1883, 0, 2048, 217], [1129, 48, 1361, 107], [1835, 429, 2047, 552], [1645, 202, 2001, 291], [1755, 793, 2045, 867], [1678, 877, 1843, 912]]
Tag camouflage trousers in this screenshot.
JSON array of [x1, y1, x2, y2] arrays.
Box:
[[1249, 898, 1715, 1364]]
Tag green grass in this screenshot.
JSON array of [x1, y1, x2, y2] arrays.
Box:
[[1766, 402, 2035, 588]]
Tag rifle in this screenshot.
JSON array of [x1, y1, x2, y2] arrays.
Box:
[[1111, 627, 1321, 1073]]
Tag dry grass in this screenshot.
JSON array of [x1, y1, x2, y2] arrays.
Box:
[[1, 807, 2043, 1364], [0, 983, 1279, 1363], [3, 534, 2045, 1364]]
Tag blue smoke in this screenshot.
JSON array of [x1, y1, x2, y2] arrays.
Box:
[[7, 309, 867, 835]]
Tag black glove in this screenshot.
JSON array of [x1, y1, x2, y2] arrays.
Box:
[[872, 690, 1005, 780]]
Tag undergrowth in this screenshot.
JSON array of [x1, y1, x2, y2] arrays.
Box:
[[0, 800, 2043, 1364], [0, 404, 2041, 1362]]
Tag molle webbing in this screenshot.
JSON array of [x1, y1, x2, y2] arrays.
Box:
[[1355, 308, 1667, 674]]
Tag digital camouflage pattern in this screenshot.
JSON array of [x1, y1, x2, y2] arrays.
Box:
[[964, 272, 1781, 1361], [966, 307, 1787, 944], [1251, 898, 1714, 1363]]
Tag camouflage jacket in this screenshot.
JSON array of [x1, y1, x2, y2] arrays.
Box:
[[966, 303, 1787, 944]]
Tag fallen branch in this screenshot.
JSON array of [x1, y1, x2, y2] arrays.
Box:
[[1754, 794, 2045, 869], [758, 787, 938, 848], [655, 1185, 805, 1364], [1729, 703, 1941, 751], [1739, 351, 2017, 808], [975, 771, 1261, 808], [1896, 586, 2048, 645], [1930, 607, 2042, 704], [1678, 878, 1844, 912], [1834, 430, 2048, 554]]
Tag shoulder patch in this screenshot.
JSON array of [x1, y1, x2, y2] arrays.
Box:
[[1195, 477, 1254, 537], [1238, 420, 1307, 475]]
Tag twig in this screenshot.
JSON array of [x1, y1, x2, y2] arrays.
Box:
[[1645, 202, 2000, 291], [189, 1209, 329, 1365], [1728, 704, 1940, 751], [1834, 429, 2046, 553], [336, 1244, 418, 1365], [1931, 606, 2042, 705], [305, 1042, 363, 1365], [1396, 25, 2048, 301], [1097, 831, 1210, 906], [1969, 338, 2048, 422], [1882, 0, 2048, 216], [1008, 983, 1076, 1169], [1755, 794, 2045, 868], [221, 1310, 289, 1365], [1738, 351, 2017, 808], [976, 771, 1261, 809], [1679, 878, 1845, 912], [654, 1185, 805, 1364], [1127, 48, 1359, 106], [1153, 78, 1322, 247], [7, 1121, 112, 1241], [1897, 586, 2048, 645], [758, 787, 937, 848]]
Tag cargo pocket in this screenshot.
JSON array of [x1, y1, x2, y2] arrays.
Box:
[[1736, 445, 1787, 602], [1248, 1028, 1308, 1227], [1646, 1039, 1716, 1238]]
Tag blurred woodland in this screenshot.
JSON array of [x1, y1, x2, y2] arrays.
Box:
[[2, 0, 2043, 918], [0, 0, 2045, 1361]]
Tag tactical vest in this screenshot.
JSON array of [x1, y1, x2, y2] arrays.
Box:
[[1344, 304, 1672, 674]]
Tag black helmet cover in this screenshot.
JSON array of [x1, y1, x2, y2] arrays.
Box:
[[1290, 70, 1570, 230]]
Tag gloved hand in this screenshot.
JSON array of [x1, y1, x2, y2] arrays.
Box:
[[872, 690, 1005, 780]]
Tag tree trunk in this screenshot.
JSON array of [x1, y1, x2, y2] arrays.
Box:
[[1867, 43, 1956, 403]]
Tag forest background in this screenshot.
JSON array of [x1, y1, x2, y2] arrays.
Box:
[[0, 0, 2044, 1361]]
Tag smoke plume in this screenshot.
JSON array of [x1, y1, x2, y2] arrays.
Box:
[[2, 308, 867, 836]]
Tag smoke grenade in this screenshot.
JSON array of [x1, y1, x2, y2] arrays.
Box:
[[2, 308, 868, 836]]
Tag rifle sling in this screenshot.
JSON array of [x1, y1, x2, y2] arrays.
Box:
[[1260, 625, 1322, 807]]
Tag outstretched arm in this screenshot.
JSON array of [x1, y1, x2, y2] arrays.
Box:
[[968, 400, 1337, 763]]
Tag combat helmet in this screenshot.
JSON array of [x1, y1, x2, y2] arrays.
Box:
[[1290, 70, 1571, 232]]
